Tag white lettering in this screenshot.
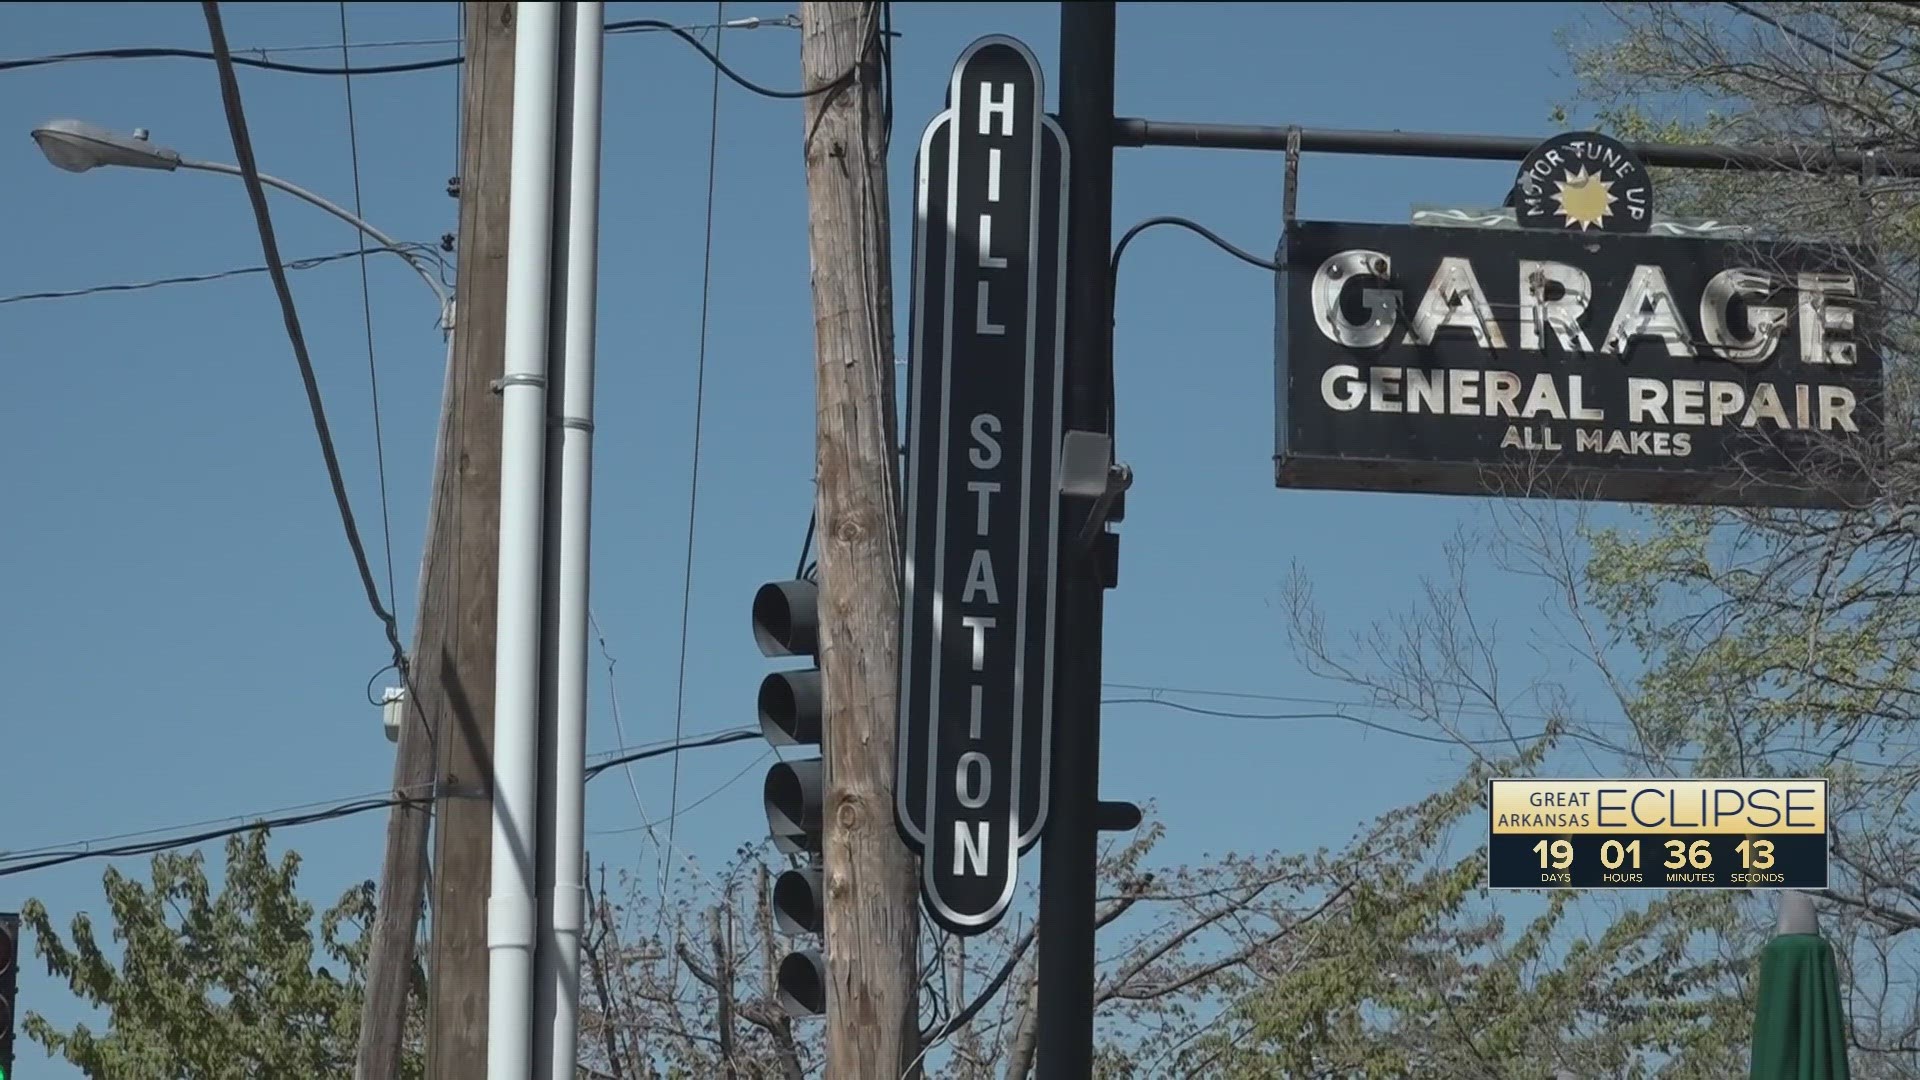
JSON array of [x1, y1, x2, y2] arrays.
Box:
[[1407, 257, 1507, 349], [978, 214, 1007, 270], [953, 820, 989, 877], [1322, 365, 1365, 411], [1407, 368, 1444, 414], [1700, 268, 1786, 364], [1520, 374, 1567, 420], [962, 549, 1000, 605], [968, 415, 1002, 469], [1311, 250, 1397, 348], [1742, 383, 1790, 429], [1799, 272, 1858, 365], [979, 81, 1016, 137], [1485, 371, 1522, 418], [1518, 260, 1595, 353], [986, 147, 1002, 202], [1605, 265, 1695, 357], [1671, 379, 1706, 426], [1448, 368, 1481, 414], [1568, 376, 1605, 421], [976, 280, 1005, 336], [961, 615, 996, 672], [1819, 386, 1859, 431], [1707, 381, 1746, 426], [966, 480, 1000, 535], [1627, 378, 1669, 424], [1368, 366, 1404, 413], [955, 752, 991, 809]]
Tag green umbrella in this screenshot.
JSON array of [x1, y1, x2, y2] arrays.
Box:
[[1751, 892, 1850, 1080]]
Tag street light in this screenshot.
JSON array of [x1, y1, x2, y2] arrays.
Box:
[[33, 117, 456, 749], [31, 119, 453, 330]]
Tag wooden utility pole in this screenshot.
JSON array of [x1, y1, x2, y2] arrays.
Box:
[[422, 6, 518, 1077], [798, 4, 921, 1074], [350, 4, 517, 1078]]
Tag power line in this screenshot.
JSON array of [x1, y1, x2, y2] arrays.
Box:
[[1104, 678, 1579, 727], [0, 784, 409, 863], [586, 748, 773, 837], [0, 728, 763, 879], [586, 728, 761, 783], [1105, 678, 1920, 747], [339, 0, 399, 629], [0, 795, 429, 879], [1100, 696, 1543, 748], [201, 0, 410, 697], [0, 18, 855, 100], [0, 245, 445, 308], [1102, 687, 1916, 769], [222, 15, 801, 60], [662, 4, 728, 902], [587, 610, 731, 891]]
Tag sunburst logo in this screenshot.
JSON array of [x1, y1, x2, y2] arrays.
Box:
[[1513, 131, 1654, 235], [1552, 167, 1617, 231]]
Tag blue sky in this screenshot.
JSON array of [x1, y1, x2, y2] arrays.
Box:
[[0, 1, 1642, 1069]]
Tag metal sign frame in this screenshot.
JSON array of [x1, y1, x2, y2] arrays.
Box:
[[1273, 218, 1884, 509], [895, 34, 1071, 935]]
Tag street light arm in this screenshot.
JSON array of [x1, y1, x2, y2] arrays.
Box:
[[180, 157, 452, 328]]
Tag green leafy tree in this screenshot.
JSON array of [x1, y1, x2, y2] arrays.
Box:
[[18, 828, 423, 1079], [1182, 543, 1759, 1078], [1205, 5, 1920, 1074], [1551, 6, 1920, 1074]]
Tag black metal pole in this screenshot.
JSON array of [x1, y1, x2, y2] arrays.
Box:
[[1039, 4, 1116, 1079], [1113, 116, 1920, 176]]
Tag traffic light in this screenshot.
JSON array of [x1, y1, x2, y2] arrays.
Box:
[[753, 578, 829, 1018], [0, 911, 18, 1079]]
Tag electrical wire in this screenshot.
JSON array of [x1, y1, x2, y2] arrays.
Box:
[[0, 795, 431, 878], [0, 729, 763, 879], [586, 612, 736, 890], [1100, 696, 1545, 748], [0, 18, 854, 100], [590, 609, 667, 844], [365, 661, 400, 707], [6, 682, 1886, 881], [1102, 691, 1913, 769], [661, 1, 728, 901], [796, 509, 816, 581], [1102, 679, 1585, 729], [202, 1, 411, 693], [586, 748, 772, 836], [0, 246, 442, 307], [0, 43, 461, 75], [1104, 213, 1278, 519], [339, 0, 399, 625], [584, 728, 761, 783], [219, 15, 800, 61], [0, 784, 415, 863], [1111, 216, 1280, 279]]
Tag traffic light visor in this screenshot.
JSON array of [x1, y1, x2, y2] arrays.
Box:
[[752, 580, 820, 658]]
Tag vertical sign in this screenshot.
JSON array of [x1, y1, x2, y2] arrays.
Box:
[[896, 35, 1069, 935]]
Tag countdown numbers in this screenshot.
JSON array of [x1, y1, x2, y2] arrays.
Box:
[[1532, 837, 1775, 872], [1490, 779, 1827, 891]]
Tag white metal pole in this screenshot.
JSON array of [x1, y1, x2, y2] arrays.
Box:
[[487, 5, 562, 1079], [534, 2, 602, 1077]]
